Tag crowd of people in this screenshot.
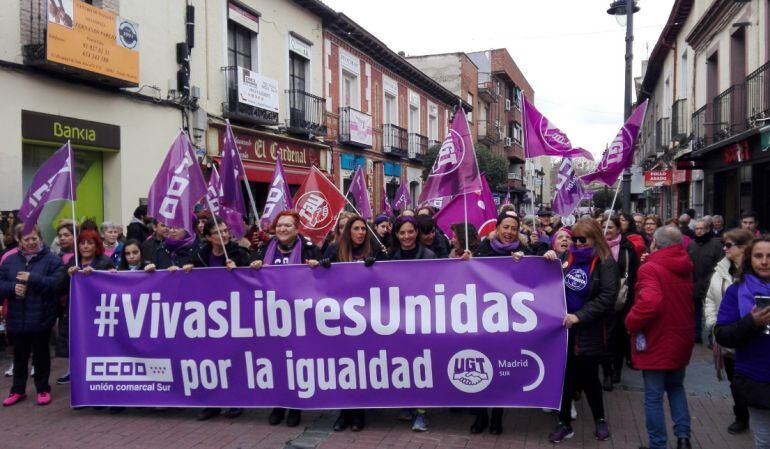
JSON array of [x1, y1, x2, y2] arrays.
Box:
[[0, 205, 768, 449]]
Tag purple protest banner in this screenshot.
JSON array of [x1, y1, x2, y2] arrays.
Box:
[[147, 131, 207, 235], [582, 100, 648, 186], [18, 142, 76, 235], [551, 158, 585, 217], [348, 165, 372, 220], [418, 107, 482, 203], [522, 97, 593, 161], [70, 257, 567, 409], [261, 157, 293, 228]]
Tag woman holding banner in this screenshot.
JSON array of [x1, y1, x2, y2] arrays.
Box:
[[449, 223, 479, 259], [145, 226, 197, 271], [320, 215, 386, 432], [56, 229, 114, 385], [388, 216, 437, 262], [0, 225, 64, 406], [548, 218, 618, 443], [250, 210, 321, 428]]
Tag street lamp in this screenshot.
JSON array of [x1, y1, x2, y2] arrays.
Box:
[[607, 0, 639, 212]]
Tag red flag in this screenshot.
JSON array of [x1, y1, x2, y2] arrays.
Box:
[[293, 167, 347, 246]]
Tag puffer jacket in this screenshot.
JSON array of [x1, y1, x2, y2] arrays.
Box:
[[704, 257, 735, 333], [626, 244, 695, 370], [0, 246, 64, 333]]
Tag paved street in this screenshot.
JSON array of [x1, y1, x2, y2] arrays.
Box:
[[0, 345, 754, 449]]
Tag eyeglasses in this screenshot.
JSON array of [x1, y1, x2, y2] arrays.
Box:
[[723, 242, 737, 249], [571, 236, 587, 244]]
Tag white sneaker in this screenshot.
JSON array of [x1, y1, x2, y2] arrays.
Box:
[[3, 364, 12, 377], [571, 402, 578, 420]]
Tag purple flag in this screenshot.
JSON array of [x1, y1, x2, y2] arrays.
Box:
[[348, 166, 372, 220], [522, 97, 593, 160], [502, 189, 511, 206], [18, 142, 76, 235], [261, 157, 293, 228], [551, 158, 585, 217], [205, 168, 245, 239], [205, 167, 223, 214], [70, 257, 567, 409], [418, 107, 482, 203], [581, 100, 649, 186], [392, 182, 411, 212], [220, 122, 247, 215], [381, 185, 394, 217], [435, 175, 498, 239], [147, 131, 207, 236]]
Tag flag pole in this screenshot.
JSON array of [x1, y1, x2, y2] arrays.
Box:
[[462, 192, 469, 253], [204, 197, 231, 263], [66, 141, 80, 267], [604, 177, 622, 235], [226, 120, 261, 230], [521, 95, 537, 231]]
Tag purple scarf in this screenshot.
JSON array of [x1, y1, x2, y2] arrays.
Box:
[[490, 237, 520, 255], [163, 233, 196, 253], [21, 245, 44, 263], [263, 237, 303, 266], [738, 274, 770, 316], [570, 246, 595, 264]]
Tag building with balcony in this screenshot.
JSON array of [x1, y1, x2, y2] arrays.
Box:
[[636, 0, 770, 226]]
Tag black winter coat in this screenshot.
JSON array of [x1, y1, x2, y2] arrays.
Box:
[[126, 221, 151, 243], [253, 235, 321, 265], [389, 244, 436, 260], [687, 236, 723, 299], [0, 247, 64, 334], [154, 241, 196, 269], [324, 243, 388, 263], [193, 242, 251, 268], [475, 238, 536, 257], [567, 254, 620, 357]]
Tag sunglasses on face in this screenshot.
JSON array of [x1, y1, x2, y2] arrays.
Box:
[[571, 236, 587, 244], [723, 242, 737, 249]]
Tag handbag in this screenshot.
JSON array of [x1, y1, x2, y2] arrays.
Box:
[[614, 250, 630, 312]]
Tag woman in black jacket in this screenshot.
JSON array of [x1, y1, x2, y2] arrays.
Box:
[[0, 226, 64, 406], [548, 218, 619, 444], [249, 210, 321, 428], [388, 216, 436, 261], [323, 215, 386, 432], [599, 215, 639, 390], [56, 229, 114, 385], [145, 225, 197, 271]]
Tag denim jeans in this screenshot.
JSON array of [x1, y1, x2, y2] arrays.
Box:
[[642, 368, 691, 449], [750, 406, 770, 449]]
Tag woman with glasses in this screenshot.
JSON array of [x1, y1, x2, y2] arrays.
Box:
[[715, 235, 770, 449], [643, 215, 663, 250], [548, 218, 619, 444], [705, 229, 754, 434], [250, 210, 321, 428]]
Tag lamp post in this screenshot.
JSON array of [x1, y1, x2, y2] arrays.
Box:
[[607, 0, 639, 212]]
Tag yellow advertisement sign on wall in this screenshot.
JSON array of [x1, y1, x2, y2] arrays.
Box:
[[46, 0, 139, 85]]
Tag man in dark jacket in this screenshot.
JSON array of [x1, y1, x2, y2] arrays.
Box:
[[627, 226, 694, 449], [141, 220, 169, 264], [686, 218, 723, 343], [126, 205, 151, 242]]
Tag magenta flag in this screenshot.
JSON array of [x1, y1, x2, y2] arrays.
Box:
[[522, 97, 593, 160], [392, 182, 411, 212], [205, 167, 223, 214], [381, 185, 394, 217], [220, 122, 247, 215], [348, 166, 372, 220], [147, 131, 207, 235], [581, 100, 649, 186], [418, 107, 482, 203], [435, 176, 497, 239], [552, 158, 585, 217], [503, 188, 511, 206], [261, 157, 293, 228], [18, 142, 76, 235], [206, 167, 246, 239]]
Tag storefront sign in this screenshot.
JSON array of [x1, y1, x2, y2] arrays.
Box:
[[21, 110, 120, 150], [228, 2, 259, 33], [675, 160, 703, 170], [723, 140, 751, 164], [671, 169, 689, 185], [237, 67, 279, 113], [345, 109, 373, 147], [46, 0, 140, 85], [644, 170, 672, 187], [218, 128, 320, 168]]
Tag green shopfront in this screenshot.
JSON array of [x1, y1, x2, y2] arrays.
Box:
[[21, 110, 120, 241]]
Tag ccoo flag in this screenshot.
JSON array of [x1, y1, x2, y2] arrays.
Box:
[[582, 100, 648, 186], [551, 158, 585, 217], [206, 167, 246, 239], [418, 107, 482, 203], [522, 97, 593, 160], [381, 185, 394, 217], [293, 167, 348, 246], [392, 181, 411, 212], [348, 165, 372, 220], [434, 175, 498, 239], [205, 166, 223, 214], [18, 142, 76, 235], [220, 121, 247, 215], [147, 131, 207, 236], [261, 157, 293, 228]]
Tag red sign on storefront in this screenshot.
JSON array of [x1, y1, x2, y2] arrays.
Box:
[[671, 169, 689, 185], [216, 127, 321, 168], [644, 170, 672, 187], [723, 140, 751, 164]]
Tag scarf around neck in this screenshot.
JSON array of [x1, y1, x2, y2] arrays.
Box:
[[164, 233, 196, 252], [490, 237, 520, 255], [738, 274, 770, 316], [571, 246, 595, 264], [607, 234, 621, 261], [263, 236, 302, 265]]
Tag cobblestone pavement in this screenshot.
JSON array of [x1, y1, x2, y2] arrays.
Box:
[[0, 344, 755, 449]]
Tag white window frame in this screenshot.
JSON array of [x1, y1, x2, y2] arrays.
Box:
[[339, 49, 361, 110], [428, 102, 438, 142]]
